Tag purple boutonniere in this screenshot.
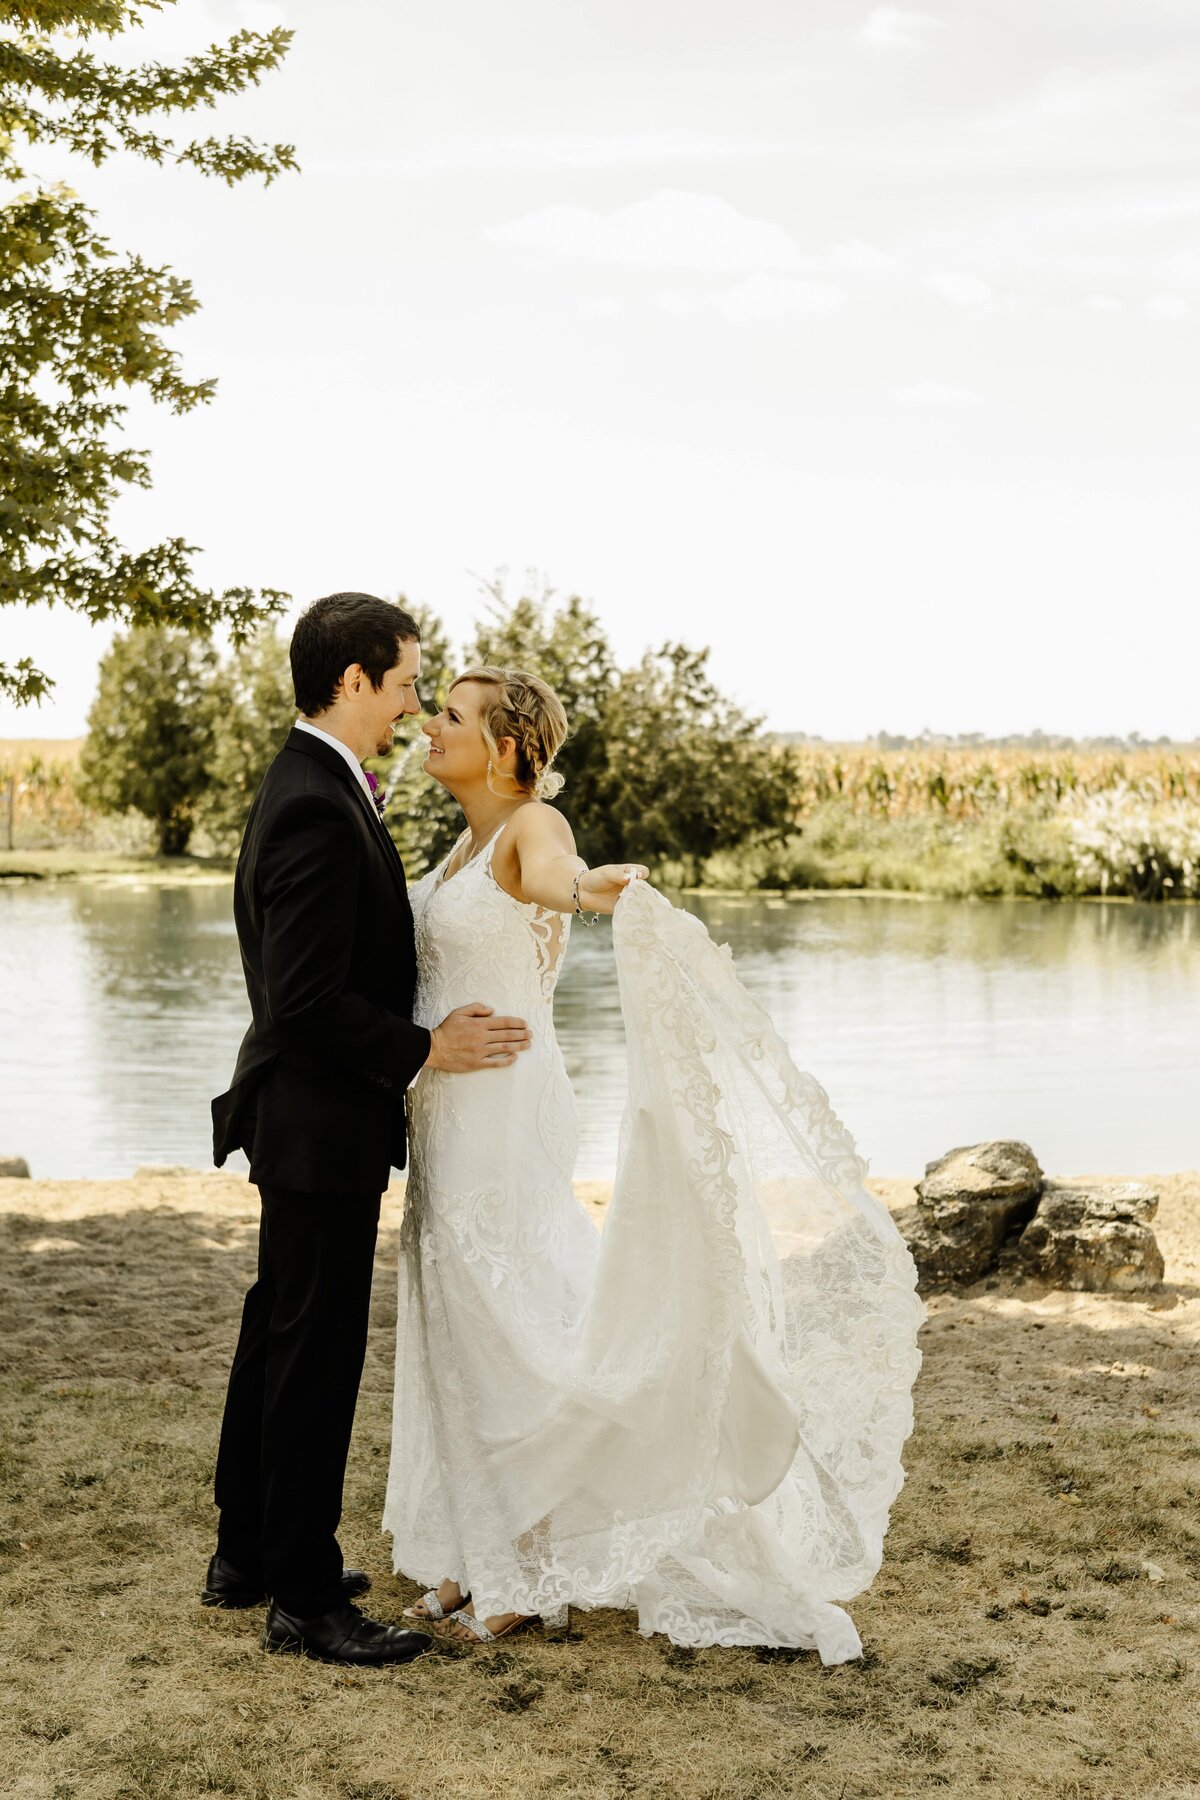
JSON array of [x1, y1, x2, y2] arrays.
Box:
[[364, 770, 388, 817]]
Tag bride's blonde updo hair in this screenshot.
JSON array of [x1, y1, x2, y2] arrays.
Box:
[[450, 666, 568, 799]]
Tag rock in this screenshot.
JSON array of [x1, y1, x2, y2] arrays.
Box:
[[1040, 1179, 1159, 1226], [909, 1141, 1044, 1286], [1016, 1181, 1164, 1292], [892, 1204, 950, 1289], [898, 1152, 1167, 1294], [918, 1140, 1044, 1209], [0, 1156, 30, 1178]]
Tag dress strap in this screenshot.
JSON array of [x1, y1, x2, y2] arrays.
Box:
[[434, 827, 472, 888], [481, 821, 509, 868]]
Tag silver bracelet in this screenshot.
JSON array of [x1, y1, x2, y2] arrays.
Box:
[[572, 868, 600, 926]]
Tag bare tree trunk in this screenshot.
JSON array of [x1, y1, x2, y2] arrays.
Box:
[[158, 815, 191, 857]]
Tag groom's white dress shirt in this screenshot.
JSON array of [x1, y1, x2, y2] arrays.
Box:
[[294, 718, 375, 804]]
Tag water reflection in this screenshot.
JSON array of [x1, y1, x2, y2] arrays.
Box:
[[1, 881, 1197, 1180], [0, 881, 250, 1179]]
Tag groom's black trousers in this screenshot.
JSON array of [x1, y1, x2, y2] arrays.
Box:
[[213, 1184, 381, 1619]]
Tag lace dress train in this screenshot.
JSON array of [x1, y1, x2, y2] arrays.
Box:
[[383, 833, 923, 1663]]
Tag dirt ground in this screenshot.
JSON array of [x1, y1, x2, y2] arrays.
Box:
[[1, 1169, 1197, 1800]]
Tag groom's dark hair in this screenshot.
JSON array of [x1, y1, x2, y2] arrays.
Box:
[[291, 592, 421, 717]]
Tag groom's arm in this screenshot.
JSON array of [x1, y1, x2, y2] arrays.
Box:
[[257, 796, 431, 1091]]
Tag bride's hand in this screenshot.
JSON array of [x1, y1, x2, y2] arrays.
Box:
[[576, 864, 649, 914]]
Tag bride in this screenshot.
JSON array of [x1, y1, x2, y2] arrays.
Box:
[[383, 666, 923, 1664]]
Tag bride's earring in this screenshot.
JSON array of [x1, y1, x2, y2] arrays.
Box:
[[487, 758, 521, 797]]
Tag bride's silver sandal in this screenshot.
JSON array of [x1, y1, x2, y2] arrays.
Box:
[[403, 1587, 469, 1622], [447, 1603, 569, 1644]]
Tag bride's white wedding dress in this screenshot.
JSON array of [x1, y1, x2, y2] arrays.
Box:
[[383, 826, 923, 1664]]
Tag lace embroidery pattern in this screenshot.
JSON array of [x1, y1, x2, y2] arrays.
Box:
[[384, 872, 923, 1662]]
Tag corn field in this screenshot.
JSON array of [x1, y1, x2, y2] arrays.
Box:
[[0, 741, 90, 848], [0, 740, 161, 853], [785, 746, 1200, 824]]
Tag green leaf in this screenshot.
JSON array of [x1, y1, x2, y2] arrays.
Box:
[[1, 1, 294, 702]]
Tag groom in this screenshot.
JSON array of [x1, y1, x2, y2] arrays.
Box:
[[206, 592, 532, 1666]]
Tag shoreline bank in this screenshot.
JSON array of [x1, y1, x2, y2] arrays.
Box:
[[0, 850, 235, 884], [5, 847, 1200, 906], [4, 1163, 1196, 1239]]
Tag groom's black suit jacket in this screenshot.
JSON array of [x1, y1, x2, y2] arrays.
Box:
[[211, 727, 431, 1194]]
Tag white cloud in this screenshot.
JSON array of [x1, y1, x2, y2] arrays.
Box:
[[223, 0, 288, 26], [895, 381, 981, 406], [661, 275, 845, 322], [1145, 294, 1190, 321], [926, 270, 994, 306], [716, 276, 844, 320], [828, 239, 895, 271], [182, 0, 290, 26], [857, 7, 942, 50], [384, 133, 814, 176], [1164, 250, 1200, 287], [1086, 295, 1123, 314], [484, 190, 802, 275], [975, 64, 1189, 140]]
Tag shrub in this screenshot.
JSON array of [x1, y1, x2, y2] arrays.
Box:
[[1062, 786, 1200, 900]]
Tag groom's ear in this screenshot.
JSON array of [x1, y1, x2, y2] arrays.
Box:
[[339, 662, 365, 698]]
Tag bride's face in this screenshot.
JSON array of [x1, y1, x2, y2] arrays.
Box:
[[422, 681, 513, 792]]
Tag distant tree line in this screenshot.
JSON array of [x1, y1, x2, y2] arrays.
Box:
[[871, 730, 1194, 752], [773, 729, 1197, 752], [80, 580, 796, 874]]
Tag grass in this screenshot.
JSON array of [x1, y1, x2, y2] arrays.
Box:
[[0, 849, 233, 882], [665, 801, 1200, 902], [660, 806, 1080, 900], [1, 1171, 1198, 1799]]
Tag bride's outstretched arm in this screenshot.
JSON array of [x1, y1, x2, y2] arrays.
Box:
[[509, 803, 648, 916]]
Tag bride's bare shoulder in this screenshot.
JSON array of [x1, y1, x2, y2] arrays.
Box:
[[508, 799, 576, 847]]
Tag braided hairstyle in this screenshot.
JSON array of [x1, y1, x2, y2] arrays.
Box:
[[450, 666, 568, 799]]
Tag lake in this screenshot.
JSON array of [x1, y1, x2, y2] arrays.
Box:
[[1, 879, 1197, 1180]]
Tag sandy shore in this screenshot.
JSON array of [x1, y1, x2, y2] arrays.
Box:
[[3, 1168, 1198, 1423], [1, 1169, 1198, 1799], [3, 1163, 1198, 1454]]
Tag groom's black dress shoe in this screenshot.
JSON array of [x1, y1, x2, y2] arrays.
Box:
[[200, 1554, 370, 1610], [261, 1600, 433, 1666]]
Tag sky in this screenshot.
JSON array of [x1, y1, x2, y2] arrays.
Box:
[[2, 0, 1198, 740]]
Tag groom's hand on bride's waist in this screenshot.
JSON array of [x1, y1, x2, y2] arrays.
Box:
[[424, 1003, 533, 1073]]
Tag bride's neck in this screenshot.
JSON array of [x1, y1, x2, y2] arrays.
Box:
[[455, 788, 525, 852]]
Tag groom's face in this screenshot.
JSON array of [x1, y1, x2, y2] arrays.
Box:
[[346, 637, 423, 758]]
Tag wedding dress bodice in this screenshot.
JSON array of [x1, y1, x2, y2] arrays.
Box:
[[398, 824, 587, 1305], [408, 824, 569, 1031]]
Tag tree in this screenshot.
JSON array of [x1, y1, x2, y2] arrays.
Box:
[[0, 0, 296, 707], [81, 623, 217, 853], [462, 574, 619, 860], [459, 578, 792, 872], [197, 625, 296, 854], [591, 644, 797, 875]]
